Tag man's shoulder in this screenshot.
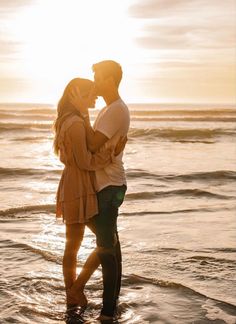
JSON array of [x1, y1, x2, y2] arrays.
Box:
[[95, 99, 129, 128], [108, 99, 129, 116], [110, 99, 128, 108]]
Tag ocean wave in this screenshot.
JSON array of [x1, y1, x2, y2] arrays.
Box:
[[0, 167, 61, 178], [1, 239, 62, 264], [1, 122, 236, 146], [17, 108, 55, 114], [123, 274, 236, 308], [0, 204, 55, 217], [10, 136, 52, 142], [0, 204, 191, 218], [152, 246, 236, 255], [127, 169, 236, 182], [185, 255, 236, 266], [1, 203, 234, 219], [120, 205, 235, 217], [173, 170, 236, 182], [1, 166, 236, 185], [2, 236, 236, 310], [128, 127, 236, 140], [0, 122, 52, 132], [1, 107, 236, 117], [131, 116, 236, 122], [0, 112, 55, 121], [129, 108, 236, 117], [125, 189, 234, 200], [0, 107, 55, 115]]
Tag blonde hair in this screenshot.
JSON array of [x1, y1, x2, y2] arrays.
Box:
[[53, 78, 93, 155]]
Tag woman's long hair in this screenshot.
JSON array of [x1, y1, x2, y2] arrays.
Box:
[[53, 78, 93, 155]]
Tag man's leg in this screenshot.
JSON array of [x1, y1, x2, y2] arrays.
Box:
[[92, 185, 127, 318], [115, 235, 122, 299]]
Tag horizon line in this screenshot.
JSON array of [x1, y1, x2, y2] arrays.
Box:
[[0, 101, 235, 107]]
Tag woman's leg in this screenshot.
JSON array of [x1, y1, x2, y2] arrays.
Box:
[[69, 221, 100, 297], [70, 249, 100, 292], [63, 223, 85, 306]]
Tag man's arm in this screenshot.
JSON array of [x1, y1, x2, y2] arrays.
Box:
[[83, 115, 109, 153], [69, 121, 113, 170]]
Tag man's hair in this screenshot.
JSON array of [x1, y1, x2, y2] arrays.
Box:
[[92, 60, 123, 87]]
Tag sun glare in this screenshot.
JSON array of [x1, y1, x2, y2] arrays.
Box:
[[7, 0, 137, 103]]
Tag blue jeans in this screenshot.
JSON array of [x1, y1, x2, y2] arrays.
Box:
[[87, 184, 127, 317]]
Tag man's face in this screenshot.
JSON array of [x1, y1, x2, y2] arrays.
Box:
[[94, 70, 107, 96]]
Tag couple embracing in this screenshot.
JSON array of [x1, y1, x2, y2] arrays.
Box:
[[53, 60, 130, 321]]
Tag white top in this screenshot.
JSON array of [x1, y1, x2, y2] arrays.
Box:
[[93, 98, 130, 191]]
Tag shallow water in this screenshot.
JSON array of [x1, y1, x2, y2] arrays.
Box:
[[0, 103, 236, 323]]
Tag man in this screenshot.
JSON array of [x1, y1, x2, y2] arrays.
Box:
[[67, 60, 129, 320], [83, 60, 130, 320]]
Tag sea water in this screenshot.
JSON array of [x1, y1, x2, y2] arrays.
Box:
[[0, 103, 236, 323]]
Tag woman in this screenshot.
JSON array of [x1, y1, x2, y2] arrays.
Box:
[[53, 78, 121, 312]]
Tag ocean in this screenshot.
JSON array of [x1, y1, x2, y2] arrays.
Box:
[[0, 102, 236, 323]]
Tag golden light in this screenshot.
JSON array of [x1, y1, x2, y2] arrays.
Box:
[[6, 0, 138, 103]]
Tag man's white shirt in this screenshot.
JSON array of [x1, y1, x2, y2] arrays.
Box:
[[93, 98, 130, 191]]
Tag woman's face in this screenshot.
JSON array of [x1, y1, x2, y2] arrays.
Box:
[[85, 86, 97, 109], [67, 83, 97, 113]]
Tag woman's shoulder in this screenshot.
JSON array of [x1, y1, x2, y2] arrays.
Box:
[[63, 114, 84, 132]]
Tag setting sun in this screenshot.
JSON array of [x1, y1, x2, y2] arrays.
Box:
[[0, 0, 235, 103], [3, 0, 138, 103]]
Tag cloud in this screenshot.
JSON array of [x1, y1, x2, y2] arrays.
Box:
[[0, 0, 32, 11], [0, 40, 21, 59], [128, 0, 188, 18], [0, 1, 32, 60], [136, 24, 236, 50], [128, 0, 236, 19], [129, 0, 236, 50]]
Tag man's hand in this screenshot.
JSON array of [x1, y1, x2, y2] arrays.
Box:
[[114, 136, 128, 156]]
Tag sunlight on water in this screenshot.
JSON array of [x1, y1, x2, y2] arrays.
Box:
[[0, 104, 236, 323]]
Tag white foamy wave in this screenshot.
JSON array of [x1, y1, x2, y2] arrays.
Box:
[[0, 122, 52, 132], [123, 274, 236, 308], [125, 189, 235, 200], [126, 169, 236, 182], [0, 167, 61, 178], [0, 204, 55, 217], [128, 127, 236, 140]]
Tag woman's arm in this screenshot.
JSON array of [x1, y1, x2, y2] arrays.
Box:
[[83, 115, 108, 153], [67, 90, 108, 153], [68, 121, 113, 171]]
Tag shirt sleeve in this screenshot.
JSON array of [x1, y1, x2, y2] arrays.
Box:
[[96, 105, 124, 139], [68, 121, 113, 171]]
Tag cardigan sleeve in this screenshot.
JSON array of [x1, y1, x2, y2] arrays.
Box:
[[68, 121, 113, 171]]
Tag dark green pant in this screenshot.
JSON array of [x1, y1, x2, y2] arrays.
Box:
[[87, 184, 127, 317]]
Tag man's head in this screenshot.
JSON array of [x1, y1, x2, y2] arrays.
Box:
[[92, 60, 122, 96]]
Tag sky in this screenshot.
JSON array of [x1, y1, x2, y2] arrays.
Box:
[[0, 0, 235, 105]]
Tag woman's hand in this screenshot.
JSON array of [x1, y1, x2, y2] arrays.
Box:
[[68, 88, 89, 115], [114, 136, 128, 156]]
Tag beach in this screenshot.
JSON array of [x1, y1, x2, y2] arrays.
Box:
[[0, 103, 236, 323]]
